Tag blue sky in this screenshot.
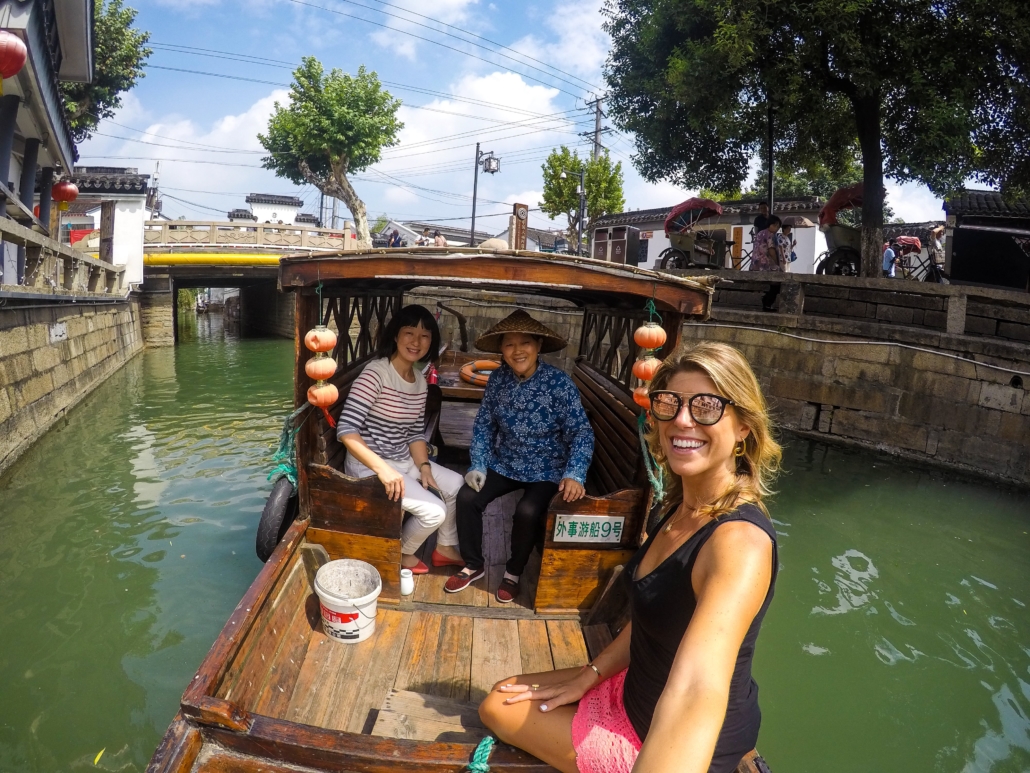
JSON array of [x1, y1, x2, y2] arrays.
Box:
[[78, 0, 945, 231]]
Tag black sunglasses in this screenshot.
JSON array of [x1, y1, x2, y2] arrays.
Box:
[[648, 391, 735, 425]]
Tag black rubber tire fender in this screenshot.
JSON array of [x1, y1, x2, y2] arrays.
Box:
[[256, 477, 298, 562]]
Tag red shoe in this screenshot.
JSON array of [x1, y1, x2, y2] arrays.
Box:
[[496, 576, 520, 604], [431, 549, 465, 568], [444, 567, 485, 593], [403, 559, 429, 575]]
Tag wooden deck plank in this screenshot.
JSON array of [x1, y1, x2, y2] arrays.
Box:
[[517, 619, 554, 676], [333, 609, 413, 734], [470, 617, 520, 702], [582, 623, 614, 661], [285, 629, 355, 726], [546, 619, 589, 670], [437, 615, 474, 702], [371, 689, 488, 744], [250, 590, 319, 718], [393, 611, 444, 693]]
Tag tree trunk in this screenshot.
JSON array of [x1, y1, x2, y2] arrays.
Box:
[[298, 158, 371, 248], [854, 94, 884, 278]]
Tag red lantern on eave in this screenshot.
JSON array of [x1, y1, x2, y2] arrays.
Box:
[[52, 181, 78, 211], [0, 32, 27, 96]]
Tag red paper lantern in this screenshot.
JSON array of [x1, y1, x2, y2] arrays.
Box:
[[632, 356, 662, 382], [633, 322, 667, 351], [632, 386, 650, 409], [0, 32, 27, 96], [52, 180, 79, 212]]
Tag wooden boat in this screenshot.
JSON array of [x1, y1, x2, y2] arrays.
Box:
[[146, 247, 772, 773]]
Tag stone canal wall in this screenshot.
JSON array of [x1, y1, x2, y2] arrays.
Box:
[[0, 301, 144, 475], [677, 271, 1030, 487], [240, 284, 296, 339]]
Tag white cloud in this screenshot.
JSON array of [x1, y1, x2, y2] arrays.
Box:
[[78, 89, 315, 220], [886, 182, 944, 223], [369, 0, 480, 61], [510, 0, 608, 86]]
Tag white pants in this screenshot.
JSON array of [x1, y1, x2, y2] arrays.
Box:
[[344, 454, 463, 555]]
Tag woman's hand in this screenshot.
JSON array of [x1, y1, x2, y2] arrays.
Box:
[[377, 466, 405, 501], [495, 667, 597, 712], [559, 478, 585, 502], [420, 465, 439, 492]]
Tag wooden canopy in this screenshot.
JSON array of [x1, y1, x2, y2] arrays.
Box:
[[279, 247, 716, 315]]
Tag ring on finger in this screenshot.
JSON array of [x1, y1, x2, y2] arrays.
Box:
[[531, 684, 539, 689]]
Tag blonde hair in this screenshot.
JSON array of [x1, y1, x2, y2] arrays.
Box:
[[645, 341, 781, 519]]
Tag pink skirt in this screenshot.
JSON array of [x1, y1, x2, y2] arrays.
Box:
[[571, 669, 642, 773]]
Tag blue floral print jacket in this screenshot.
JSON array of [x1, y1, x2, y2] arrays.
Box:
[[469, 361, 594, 485]]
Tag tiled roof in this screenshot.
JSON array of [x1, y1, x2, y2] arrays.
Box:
[[295, 213, 319, 224], [944, 190, 1030, 218], [594, 197, 824, 228], [883, 221, 945, 246], [65, 200, 99, 215], [64, 166, 149, 194], [526, 227, 560, 248], [227, 208, 256, 220], [404, 221, 493, 242], [245, 193, 304, 207]]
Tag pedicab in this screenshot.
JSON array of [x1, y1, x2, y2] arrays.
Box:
[[658, 197, 725, 269], [146, 247, 773, 773], [815, 183, 863, 276]]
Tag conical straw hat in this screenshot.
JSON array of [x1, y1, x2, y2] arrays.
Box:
[[475, 309, 567, 354]]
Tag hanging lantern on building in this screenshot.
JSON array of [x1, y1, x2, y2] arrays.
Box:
[[0, 32, 27, 96], [52, 180, 79, 211], [632, 355, 662, 382], [304, 325, 340, 426]]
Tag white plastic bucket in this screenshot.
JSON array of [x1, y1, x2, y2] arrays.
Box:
[[313, 559, 382, 643]]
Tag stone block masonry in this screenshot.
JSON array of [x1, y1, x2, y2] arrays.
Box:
[[0, 301, 144, 476], [680, 312, 1030, 487]]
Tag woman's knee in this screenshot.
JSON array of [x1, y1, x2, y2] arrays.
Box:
[[479, 684, 517, 735], [513, 498, 546, 525], [456, 483, 479, 510]]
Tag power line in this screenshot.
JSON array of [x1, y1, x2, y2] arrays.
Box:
[[282, 0, 588, 99], [149, 43, 568, 119]]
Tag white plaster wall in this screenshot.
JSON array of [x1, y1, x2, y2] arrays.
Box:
[[114, 198, 146, 285], [250, 203, 299, 224]]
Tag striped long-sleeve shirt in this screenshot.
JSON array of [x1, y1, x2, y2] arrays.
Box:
[[336, 358, 426, 461]]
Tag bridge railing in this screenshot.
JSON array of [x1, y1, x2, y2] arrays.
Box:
[[144, 221, 357, 252]]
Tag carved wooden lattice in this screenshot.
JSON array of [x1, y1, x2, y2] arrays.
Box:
[[578, 309, 648, 393], [322, 293, 403, 367]]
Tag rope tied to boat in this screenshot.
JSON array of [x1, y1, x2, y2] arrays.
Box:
[[267, 403, 311, 487], [468, 736, 495, 772], [638, 413, 665, 503]]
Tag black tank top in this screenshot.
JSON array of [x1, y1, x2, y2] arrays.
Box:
[[622, 503, 778, 773]]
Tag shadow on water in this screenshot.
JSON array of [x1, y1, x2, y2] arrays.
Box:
[[1, 313, 1028, 772], [0, 313, 293, 771], [757, 439, 1030, 772]]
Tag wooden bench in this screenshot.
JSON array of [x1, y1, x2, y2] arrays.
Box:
[[533, 359, 649, 614]]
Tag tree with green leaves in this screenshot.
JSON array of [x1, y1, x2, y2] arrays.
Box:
[[259, 58, 403, 246], [539, 147, 624, 253], [60, 0, 151, 143], [604, 0, 1029, 276]]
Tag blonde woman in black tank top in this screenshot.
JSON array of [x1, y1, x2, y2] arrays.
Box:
[[479, 342, 782, 773]]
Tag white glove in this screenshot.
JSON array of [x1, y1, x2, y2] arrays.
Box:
[[465, 470, 485, 492]]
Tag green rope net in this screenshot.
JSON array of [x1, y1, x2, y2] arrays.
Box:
[[267, 404, 311, 487], [468, 736, 495, 772], [637, 413, 665, 503]]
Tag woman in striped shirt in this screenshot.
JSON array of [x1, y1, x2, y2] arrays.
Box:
[[337, 305, 465, 574]]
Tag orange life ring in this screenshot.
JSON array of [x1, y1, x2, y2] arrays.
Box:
[[459, 360, 500, 387]]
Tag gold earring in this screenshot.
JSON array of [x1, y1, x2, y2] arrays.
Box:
[[734, 441, 746, 457]]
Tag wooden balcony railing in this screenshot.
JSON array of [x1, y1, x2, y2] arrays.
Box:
[[144, 221, 357, 252]]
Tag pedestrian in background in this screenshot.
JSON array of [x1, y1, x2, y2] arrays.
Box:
[[882, 241, 899, 278], [433, 231, 448, 247]]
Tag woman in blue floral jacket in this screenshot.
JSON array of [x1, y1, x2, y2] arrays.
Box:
[[445, 310, 594, 603]]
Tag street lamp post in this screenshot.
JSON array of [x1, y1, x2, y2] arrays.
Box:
[[559, 169, 586, 255], [470, 142, 500, 246]]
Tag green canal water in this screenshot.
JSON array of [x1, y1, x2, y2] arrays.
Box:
[[1, 314, 1028, 772]]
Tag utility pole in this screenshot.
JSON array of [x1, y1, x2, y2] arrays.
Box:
[[318, 190, 325, 228], [767, 100, 775, 214], [331, 197, 338, 229], [469, 142, 500, 246], [582, 97, 610, 160]]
